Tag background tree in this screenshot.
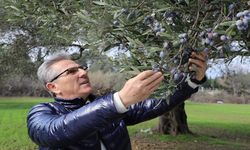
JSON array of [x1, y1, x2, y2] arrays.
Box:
[[1, 0, 250, 135], [217, 66, 250, 97]]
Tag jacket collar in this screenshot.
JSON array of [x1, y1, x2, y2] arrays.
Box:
[[54, 97, 87, 110], [54, 94, 96, 110]]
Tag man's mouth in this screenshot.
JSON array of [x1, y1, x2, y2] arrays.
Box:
[[80, 80, 89, 85]]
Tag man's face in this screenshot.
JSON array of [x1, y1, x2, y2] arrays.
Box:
[[48, 59, 92, 99]]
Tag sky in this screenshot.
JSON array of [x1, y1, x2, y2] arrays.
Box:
[[1, 31, 249, 79], [106, 47, 250, 79], [206, 56, 250, 79]]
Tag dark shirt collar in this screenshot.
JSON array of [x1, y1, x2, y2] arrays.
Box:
[[54, 94, 96, 110], [54, 97, 87, 110]]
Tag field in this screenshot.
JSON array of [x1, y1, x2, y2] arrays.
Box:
[[0, 97, 250, 150], [129, 101, 250, 150]]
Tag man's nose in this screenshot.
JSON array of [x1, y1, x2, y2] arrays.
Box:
[[78, 68, 88, 77]]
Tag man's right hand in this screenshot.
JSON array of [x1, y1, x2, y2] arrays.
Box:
[[118, 70, 164, 107]]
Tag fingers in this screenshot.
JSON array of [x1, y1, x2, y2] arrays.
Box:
[[135, 70, 155, 80], [188, 58, 207, 69], [188, 52, 208, 81], [188, 64, 198, 72], [189, 51, 208, 68], [118, 70, 163, 107], [148, 75, 164, 92], [143, 71, 163, 86], [190, 52, 207, 62], [188, 59, 207, 74]]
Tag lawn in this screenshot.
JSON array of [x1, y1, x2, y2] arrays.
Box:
[[128, 101, 250, 150], [0, 97, 250, 150], [0, 97, 52, 150]]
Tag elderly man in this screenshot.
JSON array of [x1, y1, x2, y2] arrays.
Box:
[[27, 52, 207, 150]]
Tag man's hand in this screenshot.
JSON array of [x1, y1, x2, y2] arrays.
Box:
[[118, 70, 164, 107], [188, 51, 208, 81]]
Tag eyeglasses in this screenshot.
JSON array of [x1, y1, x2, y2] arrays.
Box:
[[50, 65, 88, 82]]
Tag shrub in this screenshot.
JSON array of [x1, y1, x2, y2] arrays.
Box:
[[0, 75, 49, 97], [191, 89, 250, 104], [88, 71, 126, 96]]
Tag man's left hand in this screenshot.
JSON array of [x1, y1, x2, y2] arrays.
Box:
[[188, 51, 208, 81]]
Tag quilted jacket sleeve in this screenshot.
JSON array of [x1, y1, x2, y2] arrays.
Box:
[[27, 93, 125, 147], [124, 81, 199, 125]]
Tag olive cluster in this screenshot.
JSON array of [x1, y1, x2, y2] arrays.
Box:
[[236, 10, 250, 31], [199, 28, 218, 46], [143, 15, 165, 36]]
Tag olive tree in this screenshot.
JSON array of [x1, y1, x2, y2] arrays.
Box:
[[3, 0, 250, 135]]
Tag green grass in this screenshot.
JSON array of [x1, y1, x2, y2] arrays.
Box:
[[128, 101, 250, 149], [0, 98, 250, 150], [186, 101, 250, 141], [0, 97, 52, 150]]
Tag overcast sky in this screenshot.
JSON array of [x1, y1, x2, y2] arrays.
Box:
[[1, 31, 249, 79], [206, 56, 250, 79], [106, 47, 250, 79]]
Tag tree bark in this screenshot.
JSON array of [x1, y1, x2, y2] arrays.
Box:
[[158, 102, 192, 135]]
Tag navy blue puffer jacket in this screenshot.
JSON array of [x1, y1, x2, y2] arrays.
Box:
[[27, 82, 198, 150]]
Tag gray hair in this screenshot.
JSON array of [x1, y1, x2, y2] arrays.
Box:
[[37, 53, 71, 92]]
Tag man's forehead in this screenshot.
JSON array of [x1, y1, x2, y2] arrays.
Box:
[[51, 60, 78, 71]]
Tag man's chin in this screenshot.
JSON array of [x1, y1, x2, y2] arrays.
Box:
[[81, 88, 93, 95], [79, 91, 92, 99]]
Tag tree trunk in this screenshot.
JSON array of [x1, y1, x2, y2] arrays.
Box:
[[158, 102, 191, 135]]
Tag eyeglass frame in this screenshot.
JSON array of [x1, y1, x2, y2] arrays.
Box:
[[50, 65, 88, 82]]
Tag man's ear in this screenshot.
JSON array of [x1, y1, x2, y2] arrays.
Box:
[[46, 82, 60, 95]]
